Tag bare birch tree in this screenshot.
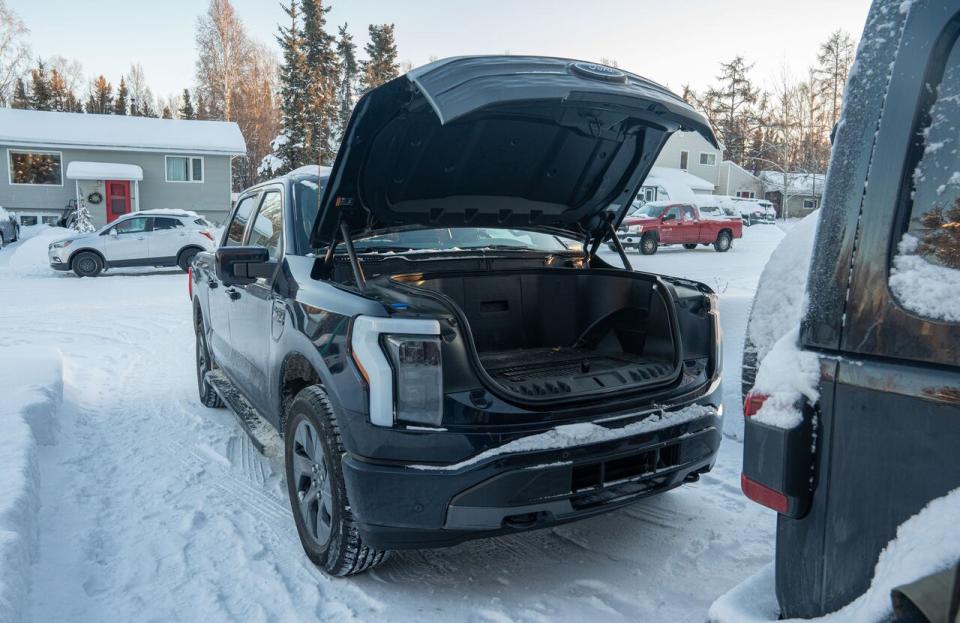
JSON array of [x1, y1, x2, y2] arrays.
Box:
[[195, 0, 252, 121], [0, 0, 29, 106]]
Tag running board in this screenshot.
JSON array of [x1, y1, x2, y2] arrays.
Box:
[[204, 370, 279, 455]]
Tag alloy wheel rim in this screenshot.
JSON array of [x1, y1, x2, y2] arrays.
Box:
[[79, 258, 95, 273], [292, 420, 333, 546]]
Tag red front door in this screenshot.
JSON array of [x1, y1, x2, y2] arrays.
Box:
[[105, 180, 131, 223]]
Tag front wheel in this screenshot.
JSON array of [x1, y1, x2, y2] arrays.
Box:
[[72, 251, 103, 277], [640, 234, 659, 255], [284, 386, 387, 576], [195, 320, 223, 408], [714, 231, 732, 252], [178, 248, 200, 272]]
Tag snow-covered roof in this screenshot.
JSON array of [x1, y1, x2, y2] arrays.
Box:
[[758, 170, 826, 196], [66, 161, 143, 181], [640, 166, 714, 202], [289, 164, 333, 177], [0, 108, 246, 156], [129, 209, 202, 219], [720, 160, 762, 181]]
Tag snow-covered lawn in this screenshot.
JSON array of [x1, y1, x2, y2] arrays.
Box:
[[0, 225, 785, 623]]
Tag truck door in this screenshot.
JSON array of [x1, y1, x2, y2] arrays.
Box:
[[209, 194, 258, 369], [228, 189, 284, 412], [678, 204, 702, 243], [658, 206, 682, 244]]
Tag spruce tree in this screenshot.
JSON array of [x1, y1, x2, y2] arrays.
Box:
[[360, 23, 399, 93], [335, 22, 357, 137], [86, 76, 114, 114], [262, 0, 310, 177], [302, 0, 339, 165], [179, 88, 196, 119], [704, 56, 759, 167], [11, 78, 29, 109], [113, 77, 129, 115], [195, 92, 209, 120], [30, 60, 53, 111]]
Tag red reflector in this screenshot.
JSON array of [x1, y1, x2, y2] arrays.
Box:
[[188, 266, 193, 300], [741, 473, 789, 514], [743, 390, 769, 418], [200, 231, 215, 242]]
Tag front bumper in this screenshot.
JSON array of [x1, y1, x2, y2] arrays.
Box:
[[49, 260, 70, 271], [341, 406, 722, 550]]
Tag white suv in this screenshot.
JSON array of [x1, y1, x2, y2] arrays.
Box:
[[48, 209, 218, 277]]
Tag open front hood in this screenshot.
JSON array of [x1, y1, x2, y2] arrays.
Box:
[[311, 56, 717, 246]]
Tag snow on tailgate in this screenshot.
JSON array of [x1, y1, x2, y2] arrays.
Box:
[[0, 348, 63, 623], [410, 403, 717, 471]]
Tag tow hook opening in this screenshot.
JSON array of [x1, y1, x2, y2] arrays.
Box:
[[502, 511, 548, 529]]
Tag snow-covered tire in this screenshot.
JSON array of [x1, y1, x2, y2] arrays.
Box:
[[178, 247, 200, 272], [0, 232, 4, 249], [640, 234, 658, 255], [195, 320, 223, 408], [72, 251, 103, 277], [714, 231, 732, 252], [683, 243, 697, 250], [284, 385, 387, 577]]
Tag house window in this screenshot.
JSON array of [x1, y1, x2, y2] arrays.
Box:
[[165, 156, 204, 183], [738, 191, 756, 198], [699, 152, 717, 166], [8, 150, 63, 185], [41, 215, 60, 225], [679, 151, 689, 170], [803, 198, 817, 210], [19, 215, 38, 226]]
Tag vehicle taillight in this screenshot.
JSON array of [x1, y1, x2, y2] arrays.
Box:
[[743, 390, 768, 417], [741, 474, 789, 513], [188, 266, 193, 300], [200, 231, 215, 242]]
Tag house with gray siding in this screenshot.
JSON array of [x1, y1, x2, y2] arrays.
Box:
[[0, 108, 245, 228], [651, 130, 722, 192], [717, 160, 764, 199]]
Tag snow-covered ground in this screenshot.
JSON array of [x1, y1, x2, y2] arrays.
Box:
[[0, 225, 787, 623]]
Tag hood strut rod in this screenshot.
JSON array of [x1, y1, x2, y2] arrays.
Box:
[[607, 222, 633, 271], [340, 221, 367, 290]]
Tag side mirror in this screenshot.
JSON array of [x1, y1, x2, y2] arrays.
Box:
[[662, 214, 676, 223], [216, 246, 272, 286], [109, 228, 118, 237]]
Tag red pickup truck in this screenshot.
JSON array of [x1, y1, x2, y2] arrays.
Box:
[[614, 201, 743, 255]]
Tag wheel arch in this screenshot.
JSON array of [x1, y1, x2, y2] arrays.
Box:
[[67, 247, 106, 268], [278, 351, 325, 432], [177, 244, 205, 262]]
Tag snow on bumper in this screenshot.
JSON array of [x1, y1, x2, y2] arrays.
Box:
[[0, 348, 63, 623]]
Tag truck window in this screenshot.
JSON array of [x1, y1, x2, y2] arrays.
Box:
[[889, 33, 960, 323], [247, 192, 283, 259], [663, 207, 680, 221], [225, 195, 257, 247], [682, 205, 697, 220]]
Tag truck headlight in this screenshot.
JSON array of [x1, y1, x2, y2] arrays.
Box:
[[627, 224, 643, 234], [350, 315, 443, 427], [382, 335, 443, 426]]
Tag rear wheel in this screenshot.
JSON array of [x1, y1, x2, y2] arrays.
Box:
[[714, 231, 732, 252], [178, 248, 200, 272], [683, 243, 698, 250], [284, 386, 387, 576], [640, 234, 658, 255], [0, 232, 4, 249], [72, 251, 103, 277], [195, 319, 223, 408]]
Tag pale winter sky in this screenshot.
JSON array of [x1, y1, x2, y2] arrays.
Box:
[[13, 0, 872, 100]]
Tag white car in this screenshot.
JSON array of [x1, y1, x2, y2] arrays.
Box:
[[48, 209, 217, 277]]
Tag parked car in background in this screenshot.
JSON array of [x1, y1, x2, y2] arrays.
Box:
[[721, 197, 775, 226], [48, 209, 217, 277], [191, 56, 725, 577], [0, 207, 19, 248], [615, 201, 742, 254], [739, 0, 960, 617]]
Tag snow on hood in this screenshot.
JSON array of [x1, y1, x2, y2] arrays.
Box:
[[708, 487, 960, 623]]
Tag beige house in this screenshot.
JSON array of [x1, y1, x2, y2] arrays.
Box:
[[652, 130, 722, 192], [718, 161, 764, 199], [758, 170, 825, 217]]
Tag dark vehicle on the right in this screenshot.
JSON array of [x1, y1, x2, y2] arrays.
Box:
[[740, 0, 960, 618]]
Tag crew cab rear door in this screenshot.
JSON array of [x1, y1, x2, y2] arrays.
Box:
[[677, 204, 702, 243]]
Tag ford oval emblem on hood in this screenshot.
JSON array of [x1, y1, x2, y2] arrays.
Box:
[[570, 61, 627, 83]]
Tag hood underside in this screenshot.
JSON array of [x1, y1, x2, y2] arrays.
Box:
[[311, 56, 717, 246]]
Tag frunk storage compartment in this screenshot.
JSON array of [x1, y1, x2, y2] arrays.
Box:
[[392, 269, 682, 402]]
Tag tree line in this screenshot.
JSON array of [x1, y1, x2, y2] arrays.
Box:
[[0, 0, 398, 191], [682, 29, 856, 176]]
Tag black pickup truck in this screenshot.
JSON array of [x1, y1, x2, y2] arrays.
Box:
[[191, 56, 725, 576]]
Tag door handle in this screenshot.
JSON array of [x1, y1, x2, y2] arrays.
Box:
[[225, 287, 241, 301], [136, 236, 145, 240], [207, 280, 218, 289]]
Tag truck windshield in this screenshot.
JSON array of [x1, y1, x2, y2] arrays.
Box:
[[347, 228, 572, 253], [635, 204, 666, 218]]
